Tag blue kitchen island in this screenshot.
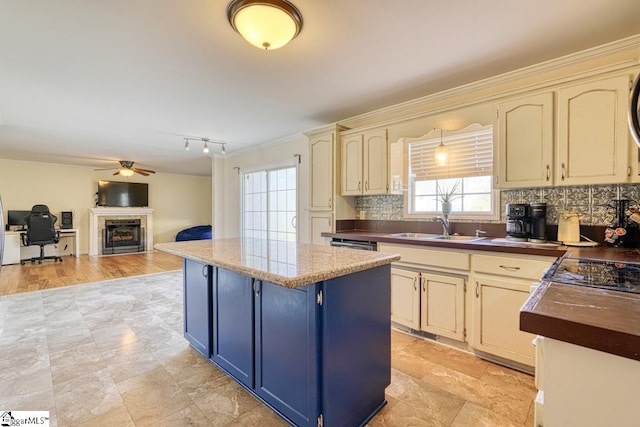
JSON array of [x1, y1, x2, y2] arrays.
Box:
[[155, 238, 400, 427]]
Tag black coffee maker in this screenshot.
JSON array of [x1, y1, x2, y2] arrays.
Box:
[[506, 203, 530, 241], [604, 199, 639, 247], [529, 203, 547, 242]]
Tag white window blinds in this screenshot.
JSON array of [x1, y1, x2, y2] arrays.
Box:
[[409, 124, 493, 180]]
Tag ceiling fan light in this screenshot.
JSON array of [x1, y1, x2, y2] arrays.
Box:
[[119, 168, 135, 177], [221, 144, 226, 155], [203, 141, 210, 153], [227, 0, 302, 50], [184, 140, 190, 151]]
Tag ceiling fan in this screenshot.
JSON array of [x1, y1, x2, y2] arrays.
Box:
[[96, 160, 156, 177]]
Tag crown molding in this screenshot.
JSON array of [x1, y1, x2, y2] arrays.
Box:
[[338, 34, 640, 132]]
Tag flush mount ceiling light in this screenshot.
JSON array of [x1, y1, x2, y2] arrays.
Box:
[[434, 129, 449, 166], [227, 0, 303, 50]]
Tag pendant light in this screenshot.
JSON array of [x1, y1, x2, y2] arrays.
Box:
[[434, 129, 448, 166], [227, 0, 303, 50]]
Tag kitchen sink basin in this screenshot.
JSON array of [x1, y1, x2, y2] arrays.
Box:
[[386, 232, 440, 239], [428, 235, 485, 242], [385, 233, 484, 242]]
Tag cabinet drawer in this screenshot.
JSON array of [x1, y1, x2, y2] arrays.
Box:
[[472, 254, 555, 280], [378, 243, 469, 271]]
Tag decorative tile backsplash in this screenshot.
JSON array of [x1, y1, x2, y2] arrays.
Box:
[[355, 195, 404, 220], [355, 184, 640, 225]]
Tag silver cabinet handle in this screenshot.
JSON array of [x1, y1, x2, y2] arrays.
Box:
[[628, 166, 632, 177], [499, 265, 521, 271], [413, 277, 417, 291], [327, 216, 331, 226], [365, 181, 369, 191], [358, 181, 361, 191], [328, 197, 332, 209], [546, 164, 550, 181], [252, 280, 260, 297], [421, 276, 426, 292], [201, 265, 208, 278], [561, 163, 566, 180], [475, 281, 479, 298], [291, 216, 297, 229]]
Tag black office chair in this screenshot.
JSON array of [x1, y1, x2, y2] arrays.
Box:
[[20, 205, 63, 264]]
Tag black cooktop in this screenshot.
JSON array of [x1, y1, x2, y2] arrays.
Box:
[[547, 258, 640, 294]]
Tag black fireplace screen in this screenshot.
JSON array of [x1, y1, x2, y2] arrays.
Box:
[[103, 219, 144, 254]]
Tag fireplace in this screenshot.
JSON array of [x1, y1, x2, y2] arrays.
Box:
[[103, 219, 144, 255], [89, 207, 154, 256]]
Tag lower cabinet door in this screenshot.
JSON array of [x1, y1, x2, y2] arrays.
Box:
[[211, 268, 254, 387], [472, 275, 535, 365], [420, 273, 465, 341], [390, 267, 420, 329], [254, 281, 319, 427], [183, 259, 211, 357]]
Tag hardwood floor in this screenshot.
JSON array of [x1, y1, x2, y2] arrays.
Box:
[[0, 250, 183, 296]]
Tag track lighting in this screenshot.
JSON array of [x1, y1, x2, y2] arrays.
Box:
[[183, 137, 227, 155]]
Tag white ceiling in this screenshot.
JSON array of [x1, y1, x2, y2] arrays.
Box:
[[1, 0, 639, 176]]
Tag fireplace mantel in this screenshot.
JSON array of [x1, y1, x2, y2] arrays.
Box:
[[89, 207, 154, 256]]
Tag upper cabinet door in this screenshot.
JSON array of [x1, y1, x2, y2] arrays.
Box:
[[496, 93, 554, 188], [557, 75, 630, 185], [363, 129, 389, 195], [309, 133, 334, 211], [341, 134, 363, 195]]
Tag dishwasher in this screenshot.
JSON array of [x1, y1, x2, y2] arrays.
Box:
[[330, 238, 377, 251]]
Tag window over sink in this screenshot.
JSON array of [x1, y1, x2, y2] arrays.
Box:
[[405, 123, 497, 219]]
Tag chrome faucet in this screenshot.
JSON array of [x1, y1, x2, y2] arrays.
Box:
[[434, 216, 450, 237]]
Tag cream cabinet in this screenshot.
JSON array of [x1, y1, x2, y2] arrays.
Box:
[[341, 129, 388, 196], [390, 267, 420, 329], [381, 243, 467, 341], [306, 125, 354, 244], [471, 253, 555, 366], [496, 93, 554, 188], [494, 74, 636, 188], [557, 75, 630, 185], [309, 212, 332, 246], [420, 272, 465, 341], [539, 337, 640, 427], [309, 133, 334, 211], [341, 134, 363, 195]]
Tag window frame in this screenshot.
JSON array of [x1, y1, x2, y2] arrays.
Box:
[[402, 123, 499, 221]]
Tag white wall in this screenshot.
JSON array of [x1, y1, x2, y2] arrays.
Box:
[[0, 159, 212, 253], [213, 135, 310, 242]]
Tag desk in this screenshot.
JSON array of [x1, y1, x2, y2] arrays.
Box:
[[2, 228, 80, 265]]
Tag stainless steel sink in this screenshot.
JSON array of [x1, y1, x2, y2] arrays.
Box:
[[385, 232, 440, 239], [385, 232, 484, 242], [428, 235, 485, 242]]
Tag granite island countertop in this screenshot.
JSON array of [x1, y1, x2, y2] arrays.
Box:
[[155, 238, 400, 288]]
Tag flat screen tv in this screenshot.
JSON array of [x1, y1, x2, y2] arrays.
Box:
[[97, 180, 149, 207]]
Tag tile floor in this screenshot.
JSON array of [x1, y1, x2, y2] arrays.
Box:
[[0, 271, 536, 426]]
